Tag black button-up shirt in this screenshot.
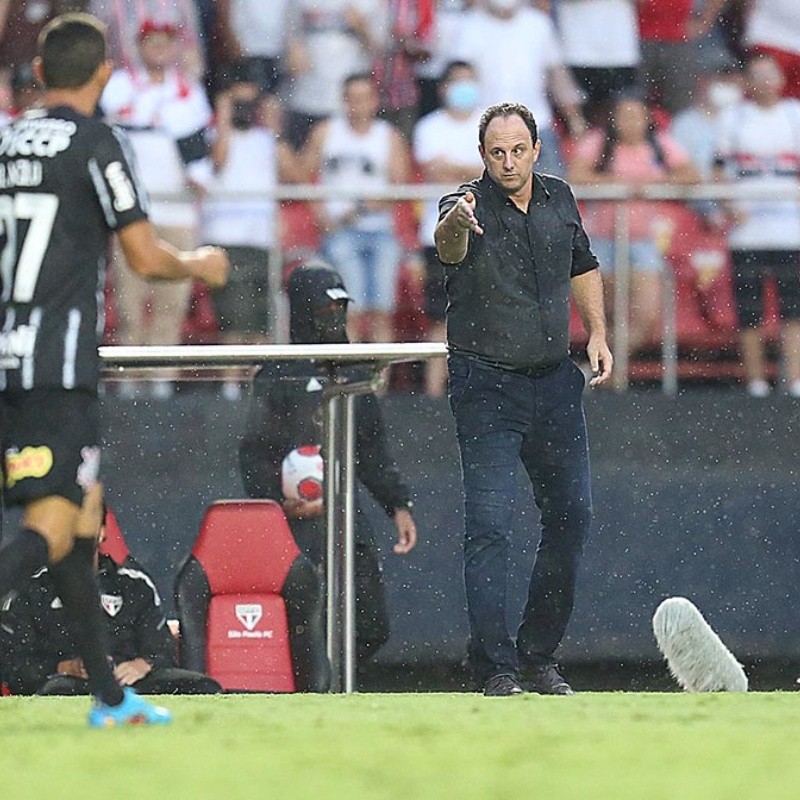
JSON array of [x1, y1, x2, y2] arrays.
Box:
[[438, 170, 598, 371]]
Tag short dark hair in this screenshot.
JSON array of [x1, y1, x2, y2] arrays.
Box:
[[342, 72, 375, 95], [479, 102, 538, 147], [441, 60, 475, 85], [38, 13, 107, 89]]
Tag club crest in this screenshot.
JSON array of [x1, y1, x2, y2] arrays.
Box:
[[101, 594, 123, 617], [235, 603, 262, 631]]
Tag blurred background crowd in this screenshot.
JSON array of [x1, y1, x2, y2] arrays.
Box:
[[1, 0, 799, 398]]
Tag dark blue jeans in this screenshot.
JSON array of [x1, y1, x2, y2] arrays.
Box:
[[448, 354, 592, 684]]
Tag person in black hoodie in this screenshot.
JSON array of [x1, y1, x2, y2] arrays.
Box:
[[1, 518, 221, 697], [239, 260, 417, 662]]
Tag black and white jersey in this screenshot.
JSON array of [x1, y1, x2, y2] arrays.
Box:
[[0, 105, 148, 392]]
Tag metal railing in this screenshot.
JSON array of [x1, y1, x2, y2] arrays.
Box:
[[148, 181, 800, 393]]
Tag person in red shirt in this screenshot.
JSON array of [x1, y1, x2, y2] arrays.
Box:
[[637, 0, 730, 114]]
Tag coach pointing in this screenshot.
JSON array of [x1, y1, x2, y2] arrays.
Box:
[[435, 102, 612, 697]]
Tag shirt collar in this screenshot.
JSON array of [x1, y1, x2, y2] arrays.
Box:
[[480, 170, 551, 210]]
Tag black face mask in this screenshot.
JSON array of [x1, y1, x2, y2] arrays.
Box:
[[313, 303, 349, 344], [232, 99, 258, 130]]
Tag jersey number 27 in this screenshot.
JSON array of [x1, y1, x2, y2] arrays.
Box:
[[0, 192, 60, 304]]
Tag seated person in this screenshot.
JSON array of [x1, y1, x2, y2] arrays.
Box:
[[0, 512, 221, 696]]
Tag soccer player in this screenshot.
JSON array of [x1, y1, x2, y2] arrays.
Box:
[[0, 12, 229, 725]]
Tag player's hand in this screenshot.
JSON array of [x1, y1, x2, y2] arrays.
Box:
[[114, 658, 153, 686], [454, 191, 484, 235], [193, 246, 230, 290], [57, 658, 87, 678], [586, 335, 613, 387], [283, 498, 324, 519], [392, 507, 417, 554]]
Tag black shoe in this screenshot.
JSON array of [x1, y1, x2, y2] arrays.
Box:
[[483, 674, 524, 697], [521, 664, 574, 695]]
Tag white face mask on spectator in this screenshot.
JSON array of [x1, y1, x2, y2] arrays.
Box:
[[707, 81, 742, 111]]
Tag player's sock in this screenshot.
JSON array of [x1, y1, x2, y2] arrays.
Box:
[[49, 538, 124, 707], [0, 528, 49, 597]]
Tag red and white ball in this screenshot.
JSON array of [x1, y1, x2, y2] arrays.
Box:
[[281, 445, 324, 502]]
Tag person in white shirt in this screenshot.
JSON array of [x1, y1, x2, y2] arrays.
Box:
[[745, 0, 800, 100], [215, 0, 291, 95], [714, 54, 800, 397], [452, 0, 585, 177], [102, 19, 213, 399], [412, 60, 483, 396], [284, 0, 387, 150], [202, 75, 303, 397], [554, 0, 640, 126], [303, 72, 411, 343]]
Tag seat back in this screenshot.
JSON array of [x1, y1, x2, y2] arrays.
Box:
[[184, 500, 302, 692], [100, 507, 132, 565]]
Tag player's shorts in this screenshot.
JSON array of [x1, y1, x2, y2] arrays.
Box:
[[730, 249, 800, 328], [206, 244, 272, 337], [0, 388, 100, 507]]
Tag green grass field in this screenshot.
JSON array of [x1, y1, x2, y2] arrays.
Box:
[[1, 692, 797, 799]]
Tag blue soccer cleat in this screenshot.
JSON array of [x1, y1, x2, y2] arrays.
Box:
[[88, 687, 173, 728]]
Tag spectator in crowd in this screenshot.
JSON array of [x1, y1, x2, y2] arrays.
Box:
[[414, 0, 473, 119], [373, 0, 435, 142], [283, 0, 387, 151], [637, 0, 731, 115], [569, 91, 699, 354], [0, 62, 44, 124], [0, 512, 222, 696], [239, 260, 417, 667], [304, 72, 411, 343], [202, 74, 303, 399], [90, 0, 204, 81], [554, 0, 640, 127], [102, 19, 214, 399], [714, 54, 800, 397], [452, 0, 585, 177], [671, 65, 744, 227], [745, 0, 800, 99], [412, 60, 483, 396], [215, 0, 291, 96]]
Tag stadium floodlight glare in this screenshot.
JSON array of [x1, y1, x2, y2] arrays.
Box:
[[653, 597, 748, 693]]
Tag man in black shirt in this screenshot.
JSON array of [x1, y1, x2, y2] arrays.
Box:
[[0, 13, 228, 725], [1, 515, 221, 697], [435, 102, 612, 697], [239, 260, 417, 664]]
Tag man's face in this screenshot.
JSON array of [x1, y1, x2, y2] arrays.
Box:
[[138, 32, 177, 70], [313, 300, 349, 344], [480, 114, 540, 196], [748, 58, 785, 105], [344, 79, 379, 125]]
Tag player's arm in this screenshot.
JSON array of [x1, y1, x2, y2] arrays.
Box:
[[116, 220, 228, 289]]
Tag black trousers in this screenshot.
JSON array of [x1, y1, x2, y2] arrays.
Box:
[[36, 667, 222, 696]]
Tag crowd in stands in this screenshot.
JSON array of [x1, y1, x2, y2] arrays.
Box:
[[2, 0, 800, 396]]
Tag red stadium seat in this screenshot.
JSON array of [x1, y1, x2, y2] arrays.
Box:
[[100, 507, 133, 566], [174, 500, 329, 693]]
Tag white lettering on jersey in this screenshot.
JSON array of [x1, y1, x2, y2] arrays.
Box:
[[0, 323, 37, 367], [0, 160, 43, 189], [104, 161, 136, 212], [0, 119, 77, 158]]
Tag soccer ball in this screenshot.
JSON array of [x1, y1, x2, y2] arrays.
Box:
[[281, 445, 324, 502]]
